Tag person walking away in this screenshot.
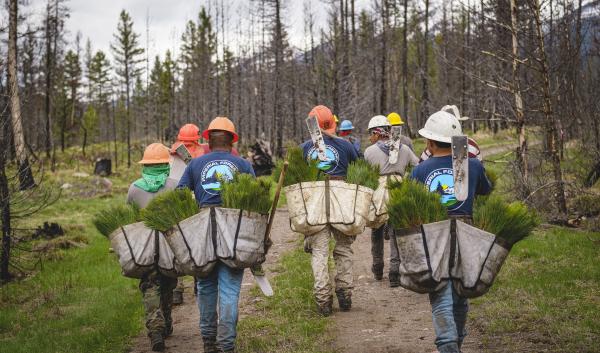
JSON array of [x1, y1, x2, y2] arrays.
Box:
[[127, 143, 179, 352], [338, 119, 363, 157], [300, 105, 359, 316], [387, 112, 414, 151], [168, 123, 205, 305], [363, 115, 419, 287], [410, 110, 492, 353], [178, 117, 255, 353]]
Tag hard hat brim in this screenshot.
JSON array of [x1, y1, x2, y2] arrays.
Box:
[[138, 158, 171, 165], [418, 128, 452, 143], [202, 129, 239, 143]]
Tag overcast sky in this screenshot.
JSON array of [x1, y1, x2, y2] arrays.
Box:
[[26, 0, 372, 62]]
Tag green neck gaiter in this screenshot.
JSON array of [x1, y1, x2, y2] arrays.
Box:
[[134, 165, 170, 193]]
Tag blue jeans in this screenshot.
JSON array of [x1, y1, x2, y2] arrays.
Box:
[[428, 282, 469, 352], [196, 262, 244, 352]]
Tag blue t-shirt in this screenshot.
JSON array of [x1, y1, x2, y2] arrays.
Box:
[[178, 151, 255, 206], [300, 135, 359, 177], [410, 155, 492, 216]]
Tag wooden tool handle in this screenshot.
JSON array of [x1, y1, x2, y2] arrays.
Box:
[[264, 162, 288, 244]]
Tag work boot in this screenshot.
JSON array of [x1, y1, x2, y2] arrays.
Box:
[[172, 290, 183, 305], [389, 272, 400, 288], [149, 331, 165, 352], [316, 301, 333, 317], [371, 264, 383, 281], [335, 289, 352, 311], [203, 337, 218, 353]]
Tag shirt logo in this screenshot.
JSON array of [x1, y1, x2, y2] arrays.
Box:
[[200, 160, 238, 195], [425, 168, 465, 211], [307, 145, 340, 173]]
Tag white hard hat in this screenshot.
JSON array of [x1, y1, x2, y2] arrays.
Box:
[[418, 111, 463, 143], [441, 105, 470, 121], [368, 115, 391, 130]]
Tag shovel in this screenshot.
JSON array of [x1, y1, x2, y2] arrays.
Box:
[[252, 161, 289, 297]]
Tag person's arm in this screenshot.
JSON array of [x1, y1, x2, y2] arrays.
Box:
[[177, 162, 194, 190], [348, 141, 359, 162], [476, 164, 493, 196], [245, 160, 257, 177], [407, 147, 419, 166]]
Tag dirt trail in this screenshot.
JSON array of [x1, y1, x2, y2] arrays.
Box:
[[127, 209, 297, 353]]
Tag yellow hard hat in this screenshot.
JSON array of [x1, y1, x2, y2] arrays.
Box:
[[387, 112, 404, 126], [333, 114, 339, 124]]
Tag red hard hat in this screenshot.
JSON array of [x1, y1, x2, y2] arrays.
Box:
[[177, 123, 201, 142], [309, 105, 336, 134]]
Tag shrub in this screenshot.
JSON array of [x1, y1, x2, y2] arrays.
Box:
[[388, 179, 447, 229], [141, 189, 199, 232], [273, 146, 322, 187], [92, 204, 140, 237], [221, 173, 273, 214], [346, 159, 380, 190]]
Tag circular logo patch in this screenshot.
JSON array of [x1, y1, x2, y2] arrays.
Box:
[[200, 160, 238, 195]]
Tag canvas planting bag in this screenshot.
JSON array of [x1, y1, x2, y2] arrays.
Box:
[[110, 222, 180, 279], [394, 219, 510, 297], [450, 220, 510, 298], [394, 220, 454, 293], [164, 209, 217, 277], [284, 180, 373, 236], [214, 207, 269, 269], [367, 175, 402, 229]]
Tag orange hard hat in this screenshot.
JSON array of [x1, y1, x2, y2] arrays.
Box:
[[138, 143, 170, 164], [309, 105, 336, 134], [177, 123, 200, 142], [202, 117, 239, 143]]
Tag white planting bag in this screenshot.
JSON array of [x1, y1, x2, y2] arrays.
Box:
[[110, 222, 181, 279], [215, 208, 268, 269], [395, 220, 453, 293], [451, 221, 510, 298], [164, 209, 217, 278], [284, 180, 373, 236], [367, 175, 402, 229]]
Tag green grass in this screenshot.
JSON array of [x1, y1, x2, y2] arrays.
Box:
[[237, 245, 334, 353], [0, 195, 143, 353], [471, 227, 600, 353]]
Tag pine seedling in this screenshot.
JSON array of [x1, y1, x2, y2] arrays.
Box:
[[141, 188, 199, 232], [387, 179, 447, 229], [346, 159, 380, 190], [474, 196, 539, 246], [221, 173, 273, 214], [273, 146, 322, 187], [93, 204, 139, 237]]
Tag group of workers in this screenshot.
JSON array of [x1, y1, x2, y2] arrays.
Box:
[[125, 104, 491, 353]]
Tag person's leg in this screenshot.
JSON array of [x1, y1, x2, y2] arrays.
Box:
[[428, 283, 460, 353], [371, 225, 384, 280], [215, 263, 245, 352], [159, 275, 178, 337], [388, 226, 400, 287], [172, 278, 185, 305], [332, 230, 355, 311], [452, 285, 469, 350], [308, 227, 333, 315], [139, 271, 166, 351], [197, 269, 219, 353]]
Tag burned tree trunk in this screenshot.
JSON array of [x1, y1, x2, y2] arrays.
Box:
[[511, 0, 528, 193]]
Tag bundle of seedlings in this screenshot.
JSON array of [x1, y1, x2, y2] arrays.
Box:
[[141, 188, 199, 232], [387, 179, 447, 229], [473, 195, 539, 247], [93, 204, 140, 237], [346, 159, 380, 190], [221, 173, 273, 214], [273, 146, 322, 187]]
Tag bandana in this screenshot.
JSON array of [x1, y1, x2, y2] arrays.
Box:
[[133, 165, 170, 193], [370, 127, 390, 138]]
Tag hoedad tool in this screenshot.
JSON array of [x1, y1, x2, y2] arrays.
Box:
[[452, 135, 469, 202], [306, 116, 327, 161], [252, 161, 289, 297], [174, 144, 193, 164], [388, 125, 403, 164]]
